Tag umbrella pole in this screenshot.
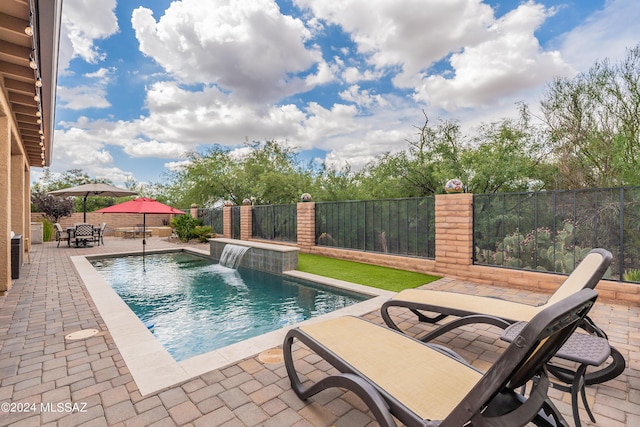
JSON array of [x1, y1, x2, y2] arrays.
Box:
[[83, 196, 88, 222], [142, 213, 146, 259]]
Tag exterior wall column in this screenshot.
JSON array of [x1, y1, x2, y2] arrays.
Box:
[[222, 206, 232, 238], [0, 117, 11, 292], [434, 193, 474, 274], [297, 201, 316, 249], [23, 165, 31, 254], [240, 205, 252, 240], [11, 155, 25, 236]]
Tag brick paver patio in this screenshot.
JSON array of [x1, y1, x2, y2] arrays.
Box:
[[0, 237, 637, 426]]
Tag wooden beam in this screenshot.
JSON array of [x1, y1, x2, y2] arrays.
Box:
[[4, 77, 33, 94], [9, 91, 37, 107], [12, 104, 38, 115], [0, 40, 31, 64], [15, 121, 39, 131], [0, 59, 32, 81], [0, 12, 30, 36]]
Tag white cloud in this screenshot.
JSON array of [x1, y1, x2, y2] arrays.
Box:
[[57, 67, 116, 110], [414, 2, 574, 111], [339, 85, 388, 109], [164, 159, 192, 172], [131, 0, 325, 102], [557, 0, 640, 72], [59, 0, 119, 71], [56, 85, 111, 110], [293, 0, 495, 79], [342, 66, 383, 84]]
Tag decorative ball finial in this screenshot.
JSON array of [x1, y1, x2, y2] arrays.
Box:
[[301, 193, 312, 202], [444, 179, 464, 193]]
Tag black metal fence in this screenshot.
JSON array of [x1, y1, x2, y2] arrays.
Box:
[[197, 208, 224, 235], [315, 197, 436, 258], [473, 187, 640, 281], [252, 204, 297, 242], [231, 206, 240, 239]]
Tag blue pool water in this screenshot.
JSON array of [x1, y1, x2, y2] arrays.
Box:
[[90, 251, 369, 361]]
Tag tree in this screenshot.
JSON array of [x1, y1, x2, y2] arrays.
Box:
[[163, 141, 317, 207], [31, 189, 74, 223], [463, 104, 553, 193], [541, 44, 640, 188]]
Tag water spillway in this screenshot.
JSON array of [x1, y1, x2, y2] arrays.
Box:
[[209, 238, 299, 274], [218, 244, 250, 269]]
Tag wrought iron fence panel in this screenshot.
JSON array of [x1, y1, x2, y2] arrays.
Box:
[[315, 197, 435, 259], [197, 208, 224, 235], [473, 187, 640, 282], [251, 204, 297, 242], [231, 206, 240, 239]]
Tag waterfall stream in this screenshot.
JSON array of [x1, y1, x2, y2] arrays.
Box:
[[218, 244, 250, 269]]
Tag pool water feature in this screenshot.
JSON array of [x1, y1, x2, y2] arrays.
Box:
[[218, 244, 250, 269], [90, 251, 369, 362]]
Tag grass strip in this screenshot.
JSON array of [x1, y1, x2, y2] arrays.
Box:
[[297, 253, 440, 292]]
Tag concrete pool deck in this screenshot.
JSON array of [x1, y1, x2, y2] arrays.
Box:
[[0, 236, 637, 426]]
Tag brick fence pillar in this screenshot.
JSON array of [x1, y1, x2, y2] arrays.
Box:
[[190, 203, 198, 219], [223, 206, 232, 238], [240, 205, 252, 240], [435, 193, 473, 273], [297, 201, 315, 248]]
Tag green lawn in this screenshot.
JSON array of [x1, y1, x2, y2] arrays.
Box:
[[297, 253, 440, 292]]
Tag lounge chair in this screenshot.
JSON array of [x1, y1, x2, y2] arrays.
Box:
[[54, 223, 70, 247], [380, 248, 624, 423], [284, 289, 599, 427]]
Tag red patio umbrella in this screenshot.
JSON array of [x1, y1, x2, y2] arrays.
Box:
[[96, 197, 185, 257]]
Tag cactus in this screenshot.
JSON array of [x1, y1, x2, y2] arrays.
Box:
[[476, 220, 591, 274]]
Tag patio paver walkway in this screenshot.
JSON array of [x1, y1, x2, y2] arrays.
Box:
[[0, 237, 638, 426]]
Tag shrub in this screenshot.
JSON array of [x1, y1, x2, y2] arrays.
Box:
[[194, 225, 214, 243], [171, 214, 213, 242], [41, 219, 54, 242], [623, 269, 640, 282]]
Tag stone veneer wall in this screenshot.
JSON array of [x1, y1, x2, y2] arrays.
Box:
[[210, 238, 299, 274]]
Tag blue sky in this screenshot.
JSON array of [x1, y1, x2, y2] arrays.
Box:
[[43, 0, 640, 187]]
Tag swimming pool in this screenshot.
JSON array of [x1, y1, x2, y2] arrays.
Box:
[[90, 251, 369, 361]]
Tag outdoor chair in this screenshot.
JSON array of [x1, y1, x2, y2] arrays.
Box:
[[73, 223, 94, 247], [54, 223, 70, 247], [380, 248, 625, 424], [284, 289, 599, 427], [93, 222, 106, 246]]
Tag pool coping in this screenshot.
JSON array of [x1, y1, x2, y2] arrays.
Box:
[[70, 247, 395, 396]]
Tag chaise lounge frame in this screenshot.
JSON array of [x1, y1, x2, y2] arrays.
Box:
[[284, 289, 599, 427], [380, 248, 624, 425], [380, 248, 623, 386]]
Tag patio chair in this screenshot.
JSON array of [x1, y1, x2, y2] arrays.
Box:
[[284, 289, 599, 427], [93, 222, 106, 246], [54, 223, 70, 247], [380, 248, 625, 419], [74, 223, 94, 247]]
